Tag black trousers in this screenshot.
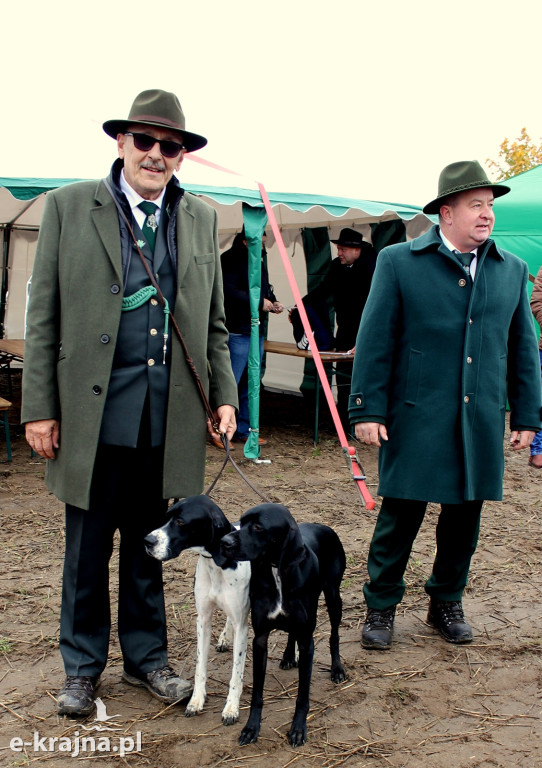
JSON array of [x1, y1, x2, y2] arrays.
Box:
[[60, 440, 169, 677], [363, 497, 483, 610]]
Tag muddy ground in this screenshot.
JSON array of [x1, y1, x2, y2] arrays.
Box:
[[0, 373, 541, 767]]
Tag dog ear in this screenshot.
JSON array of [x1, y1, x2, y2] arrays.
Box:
[[278, 524, 305, 570]]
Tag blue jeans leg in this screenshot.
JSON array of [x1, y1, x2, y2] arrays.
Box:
[[227, 334, 263, 439], [530, 350, 542, 456]]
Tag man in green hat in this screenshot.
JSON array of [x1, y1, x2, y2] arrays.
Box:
[[22, 90, 238, 715], [349, 160, 541, 650]]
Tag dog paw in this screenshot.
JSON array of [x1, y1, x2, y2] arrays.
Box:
[[279, 658, 298, 670], [331, 665, 347, 684], [221, 711, 239, 726], [287, 725, 307, 747], [216, 639, 230, 652], [185, 695, 205, 717], [239, 725, 260, 745]]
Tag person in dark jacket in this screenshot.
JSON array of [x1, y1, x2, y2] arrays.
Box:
[[349, 161, 541, 650], [297, 228, 377, 431], [216, 230, 283, 448]]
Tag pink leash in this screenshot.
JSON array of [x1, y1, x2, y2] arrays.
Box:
[[187, 156, 375, 510]]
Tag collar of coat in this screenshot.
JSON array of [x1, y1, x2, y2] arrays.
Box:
[[412, 225, 506, 263]]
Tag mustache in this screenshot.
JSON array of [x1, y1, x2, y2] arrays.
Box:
[[139, 162, 166, 172]]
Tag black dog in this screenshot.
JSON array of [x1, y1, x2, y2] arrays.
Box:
[[220, 503, 346, 747]]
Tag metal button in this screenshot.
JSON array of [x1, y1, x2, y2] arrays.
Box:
[[458, 278, 467, 287], [148, 359, 155, 367], [111, 284, 120, 294], [469, 318, 474, 325], [356, 397, 362, 405], [151, 298, 158, 306], [100, 334, 110, 344], [92, 385, 102, 395], [464, 396, 469, 403], [150, 328, 158, 336], [466, 356, 472, 364]]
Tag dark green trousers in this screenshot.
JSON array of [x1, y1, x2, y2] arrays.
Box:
[[60, 440, 169, 678], [363, 497, 483, 610]]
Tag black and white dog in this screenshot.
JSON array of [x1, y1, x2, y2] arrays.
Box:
[[220, 503, 346, 747], [144, 495, 250, 725]]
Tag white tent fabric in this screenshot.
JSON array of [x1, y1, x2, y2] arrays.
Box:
[[0, 178, 432, 392]]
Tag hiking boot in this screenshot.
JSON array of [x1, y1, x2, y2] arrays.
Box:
[[427, 599, 473, 644], [361, 606, 396, 650], [122, 665, 192, 704], [57, 676, 99, 717]]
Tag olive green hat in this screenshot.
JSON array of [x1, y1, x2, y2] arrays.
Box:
[[423, 160, 510, 215], [103, 89, 207, 153]]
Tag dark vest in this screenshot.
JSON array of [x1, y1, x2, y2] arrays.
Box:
[[99, 210, 177, 447]]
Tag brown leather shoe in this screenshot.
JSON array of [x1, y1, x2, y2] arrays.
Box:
[[122, 665, 192, 704], [233, 435, 268, 446], [208, 433, 235, 451], [57, 675, 99, 716]]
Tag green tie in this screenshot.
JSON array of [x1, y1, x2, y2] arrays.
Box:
[[455, 251, 474, 279], [138, 201, 159, 252]]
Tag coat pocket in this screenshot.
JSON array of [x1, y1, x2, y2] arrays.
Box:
[[195, 252, 214, 265], [404, 348, 422, 405]]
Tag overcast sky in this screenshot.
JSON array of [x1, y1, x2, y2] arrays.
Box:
[[2, 0, 541, 206]]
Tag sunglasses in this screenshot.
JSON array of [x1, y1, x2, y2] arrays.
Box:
[[124, 132, 185, 158]]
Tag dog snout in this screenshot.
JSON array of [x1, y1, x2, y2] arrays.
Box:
[[220, 532, 238, 557]]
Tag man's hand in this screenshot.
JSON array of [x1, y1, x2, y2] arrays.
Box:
[[354, 421, 388, 447], [509, 430, 535, 451], [25, 419, 60, 459], [208, 405, 237, 444]]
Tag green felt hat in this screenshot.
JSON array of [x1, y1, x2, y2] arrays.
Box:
[[103, 89, 207, 153], [423, 160, 510, 215]]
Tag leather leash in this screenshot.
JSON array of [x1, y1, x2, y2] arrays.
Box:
[[102, 179, 271, 503]]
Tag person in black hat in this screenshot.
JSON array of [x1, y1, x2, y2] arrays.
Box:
[[22, 90, 238, 715], [349, 160, 541, 651], [292, 227, 377, 432]]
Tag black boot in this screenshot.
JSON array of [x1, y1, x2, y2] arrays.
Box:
[[361, 606, 396, 650], [427, 599, 473, 644]]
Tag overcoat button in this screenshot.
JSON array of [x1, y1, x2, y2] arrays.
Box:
[[356, 397, 362, 405], [151, 298, 158, 306], [464, 396, 469, 403], [100, 334, 110, 344], [469, 318, 474, 325], [458, 278, 467, 287], [92, 385, 102, 395], [467, 356, 472, 364], [150, 328, 158, 336], [111, 284, 120, 294], [148, 359, 155, 367]]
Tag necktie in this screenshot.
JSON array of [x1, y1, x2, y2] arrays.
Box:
[[455, 251, 474, 279], [138, 201, 159, 252]]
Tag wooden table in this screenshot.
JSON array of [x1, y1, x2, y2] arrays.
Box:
[[0, 339, 25, 398], [264, 341, 354, 442]]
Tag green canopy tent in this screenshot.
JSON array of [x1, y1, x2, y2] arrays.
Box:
[[491, 163, 542, 281]]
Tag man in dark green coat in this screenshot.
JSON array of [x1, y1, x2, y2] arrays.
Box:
[[22, 90, 238, 715], [349, 161, 541, 650]]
